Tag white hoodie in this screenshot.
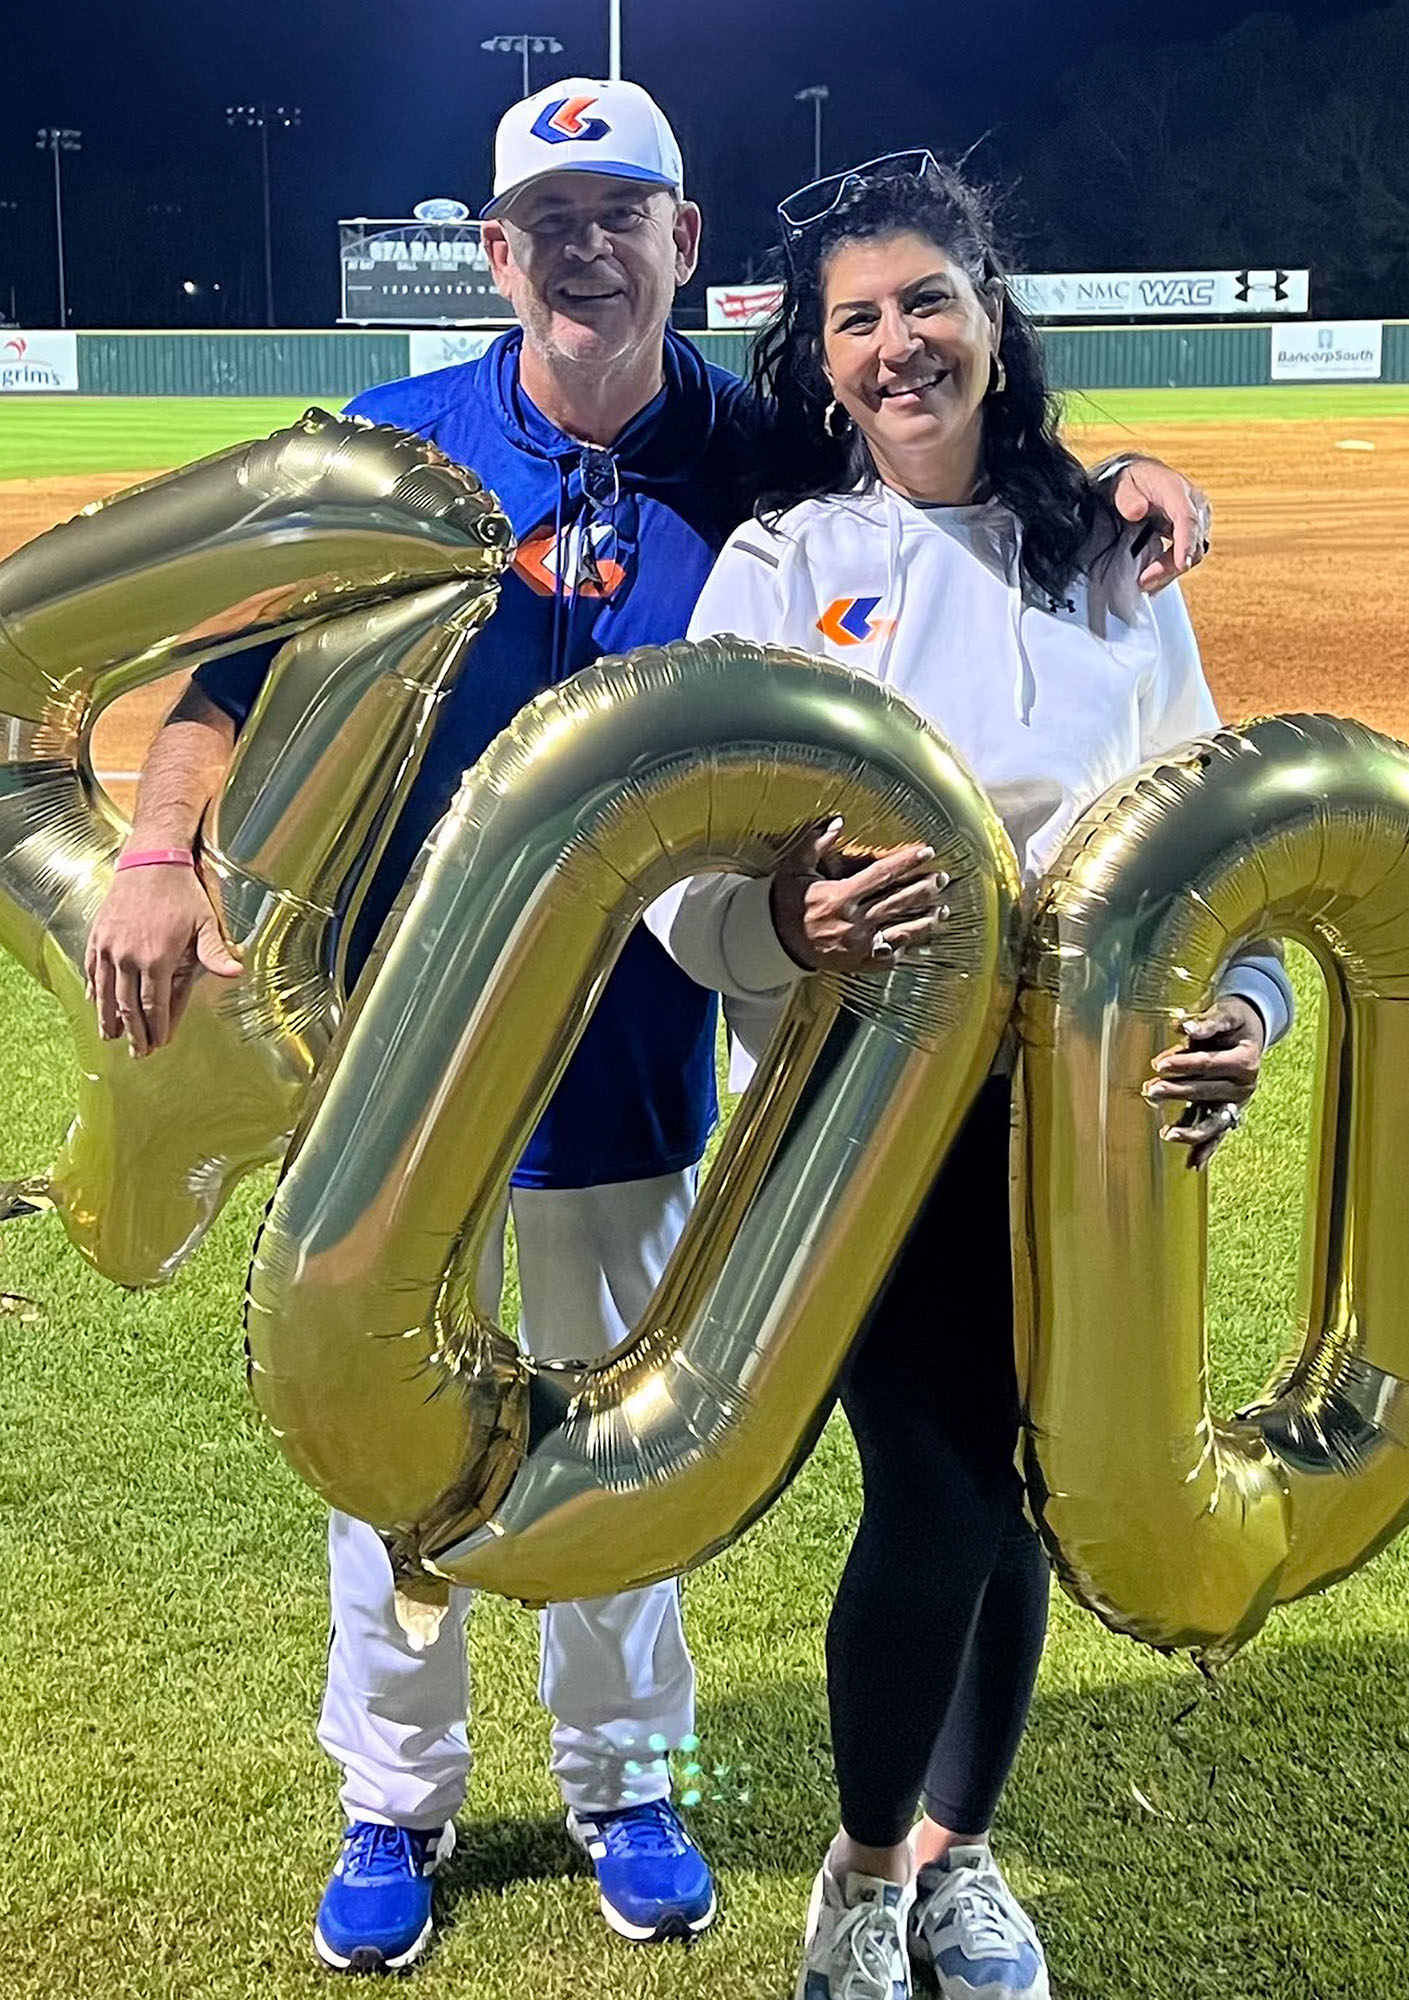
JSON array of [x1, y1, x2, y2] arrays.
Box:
[[645, 484, 1291, 1066]]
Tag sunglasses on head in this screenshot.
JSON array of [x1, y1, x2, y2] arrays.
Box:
[[776, 149, 942, 268]]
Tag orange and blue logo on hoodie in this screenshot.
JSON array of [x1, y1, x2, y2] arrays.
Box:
[[514, 520, 627, 600], [531, 96, 612, 144], [817, 596, 897, 646]]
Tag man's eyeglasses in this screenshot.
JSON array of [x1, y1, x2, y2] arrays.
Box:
[[776, 149, 941, 267]]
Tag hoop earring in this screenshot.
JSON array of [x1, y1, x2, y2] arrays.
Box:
[[824, 399, 850, 439], [988, 355, 1008, 398]]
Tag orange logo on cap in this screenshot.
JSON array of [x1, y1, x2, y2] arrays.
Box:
[[532, 96, 612, 144]]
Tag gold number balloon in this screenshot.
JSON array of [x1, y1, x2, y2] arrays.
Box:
[[9, 411, 1409, 1655], [1018, 714, 1409, 1660], [0, 411, 511, 1284], [246, 636, 1021, 1606]]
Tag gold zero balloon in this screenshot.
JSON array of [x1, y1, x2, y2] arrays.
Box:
[[247, 636, 1022, 1606], [0, 411, 511, 1284], [1018, 713, 1409, 1661]]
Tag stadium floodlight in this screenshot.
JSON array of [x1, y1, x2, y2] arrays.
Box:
[[481, 33, 565, 100], [794, 86, 829, 184], [35, 127, 81, 327], [225, 103, 302, 328]]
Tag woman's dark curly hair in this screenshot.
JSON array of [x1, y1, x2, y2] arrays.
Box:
[[752, 155, 1116, 606]]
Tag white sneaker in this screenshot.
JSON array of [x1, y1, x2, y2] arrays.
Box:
[[796, 1863, 915, 2000], [908, 1845, 1049, 2000]]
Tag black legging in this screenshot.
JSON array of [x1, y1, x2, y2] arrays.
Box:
[[827, 1075, 1051, 1848]]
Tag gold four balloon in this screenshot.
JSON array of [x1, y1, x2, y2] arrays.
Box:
[[0, 411, 511, 1283], [4, 414, 1409, 1657]]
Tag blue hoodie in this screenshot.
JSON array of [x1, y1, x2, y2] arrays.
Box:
[[195, 326, 764, 1188]]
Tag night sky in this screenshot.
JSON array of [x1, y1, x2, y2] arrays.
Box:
[[0, 0, 1390, 328]]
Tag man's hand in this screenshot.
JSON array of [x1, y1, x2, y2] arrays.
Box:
[[769, 817, 949, 975], [84, 864, 242, 1058], [1141, 997, 1266, 1172], [1106, 455, 1213, 595]]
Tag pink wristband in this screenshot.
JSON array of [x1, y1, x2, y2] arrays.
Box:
[[114, 848, 196, 873]]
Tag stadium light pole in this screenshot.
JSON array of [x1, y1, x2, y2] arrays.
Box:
[[481, 34, 564, 99], [0, 198, 18, 325], [794, 86, 828, 183], [35, 127, 81, 327], [608, 0, 621, 78], [225, 104, 302, 328]]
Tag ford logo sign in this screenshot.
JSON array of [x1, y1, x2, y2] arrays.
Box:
[[413, 198, 471, 223]]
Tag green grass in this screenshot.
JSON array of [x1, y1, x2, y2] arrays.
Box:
[[3, 382, 1408, 484], [0, 399, 320, 478], [1063, 383, 1409, 426], [3, 946, 1409, 1998]]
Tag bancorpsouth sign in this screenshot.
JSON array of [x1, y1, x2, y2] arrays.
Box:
[[0, 331, 79, 393], [1007, 270, 1311, 318], [1271, 321, 1384, 382]]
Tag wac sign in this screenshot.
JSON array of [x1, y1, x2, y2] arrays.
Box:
[[1008, 269, 1311, 319]]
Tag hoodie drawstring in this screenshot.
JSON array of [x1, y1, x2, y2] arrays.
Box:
[[1007, 531, 1037, 727], [875, 486, 908, 691], [876, 488, 1036, 727], [549, 463, 568, 684]]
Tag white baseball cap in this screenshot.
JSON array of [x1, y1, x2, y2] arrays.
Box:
[[483, 77, 685, 220]]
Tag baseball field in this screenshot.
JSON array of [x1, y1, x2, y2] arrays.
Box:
[[2, 385, 1408, 1999]]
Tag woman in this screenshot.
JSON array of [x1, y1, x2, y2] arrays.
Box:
[[657, 152, 1292, 2000]]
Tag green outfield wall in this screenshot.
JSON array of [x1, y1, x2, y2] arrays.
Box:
[[7, 321, 1408, 397]]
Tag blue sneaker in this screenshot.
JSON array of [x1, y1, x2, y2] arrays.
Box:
[[566, 1800, 717, 1942], [796, 1864, 914, 1999], [313, 1819, 456, 1974], [908, 1845, 1049, 1999]]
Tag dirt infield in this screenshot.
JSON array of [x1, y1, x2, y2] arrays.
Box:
[[2, 415, 1406, 816]]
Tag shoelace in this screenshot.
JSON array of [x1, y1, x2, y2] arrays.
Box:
[[597, 1801, 688, 1859], [342, 1822, 425, 1881], [924, 1872, 1024, 1968], [951, 1881, 1013, 1955], [829, 1898, 906, 1999]]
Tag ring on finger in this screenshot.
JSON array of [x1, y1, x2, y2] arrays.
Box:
[[871, 929, 893, 960]]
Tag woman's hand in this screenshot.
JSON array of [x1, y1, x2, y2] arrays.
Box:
[[769, 817, 949, 975], [1105, 455, 1213, 595], [1141, 996, 1266, 1171]]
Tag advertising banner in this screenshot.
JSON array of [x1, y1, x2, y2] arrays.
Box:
[[0, 330, 79, 393], [1007, 270, 1310, 319], [408, 330, 502, 375], [1270, 320, 1384, 381], [706, 283, 784, 329], [709, 271, 1311, 326]]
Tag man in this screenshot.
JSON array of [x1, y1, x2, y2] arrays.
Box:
[[85, 77, 1211, 1976]]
